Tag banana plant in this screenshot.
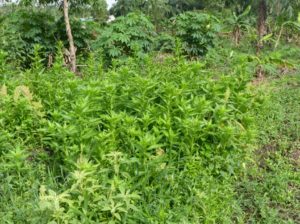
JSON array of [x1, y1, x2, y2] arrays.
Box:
[[274, 13, 300, 48], [227, 5, 252, 46]]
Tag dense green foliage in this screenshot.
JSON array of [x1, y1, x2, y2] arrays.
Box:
[[92, 13, 155, 61], [1, 39, 299, 222], [0, 8, 57, 67], [0, 0, 300, 223], [0, 50, 259, 222], [174, 12, 220, 57], [0, 7, 96, 67]]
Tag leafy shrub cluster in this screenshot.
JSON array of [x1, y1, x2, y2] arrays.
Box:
[[0, 8, 96, 67], [174, 12, 220, 57], [153, 32, 176, 53], [92, 11, 221, 63], [0, 8, 57, 67], [92, 13, 156, 61], [1, 8, 222, 67], [0, 50, 260, 223]]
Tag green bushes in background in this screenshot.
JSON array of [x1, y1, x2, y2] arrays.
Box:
[[174, 12, 220, 57], [92, 13, 156, 62], [0, 8, 96, 68]]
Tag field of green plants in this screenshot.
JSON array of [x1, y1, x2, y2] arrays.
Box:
[[0, 0, 300, 223]]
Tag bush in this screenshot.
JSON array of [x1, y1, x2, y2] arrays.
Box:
[[174, 11, 220, 57], [92, 13, 156, 62], [0, 8, 97, 68], [153, 32, 176, 53], [0, 8, 57, 67]]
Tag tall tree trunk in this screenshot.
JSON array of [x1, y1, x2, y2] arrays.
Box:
[[256, 0, 267, 53], [63, 0, 76, 73]]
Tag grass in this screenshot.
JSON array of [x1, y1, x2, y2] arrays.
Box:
[[237, 73, 300, 223]]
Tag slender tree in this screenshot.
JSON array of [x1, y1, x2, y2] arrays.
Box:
[[63, 0, 76, 73]]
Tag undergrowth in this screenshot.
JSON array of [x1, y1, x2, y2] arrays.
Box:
[[0, 45, 299, 223], [236, 73, 300, 223]]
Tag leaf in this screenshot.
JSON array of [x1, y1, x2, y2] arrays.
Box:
[[0, 85, 7, 97], [260, 33, 273, 42], [13, 85, 33, 102], [224, 88, 231, 102], [239, 5, 252, 19], [113, 213, 121, 221]]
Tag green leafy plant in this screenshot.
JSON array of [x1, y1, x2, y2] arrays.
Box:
[[227, 5, 253, 46], [174, 11, 220, 57], [274, 18, 300, 49], [153, 32, 176, 53], [0, 7, 98, 68], [0, 8, 57, 67], [0, 47, 263, 222], [92, 13, 156, 62], [39, 155, 140, 223]]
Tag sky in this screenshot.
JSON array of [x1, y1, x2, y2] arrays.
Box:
[[107, 0, 116, 9]]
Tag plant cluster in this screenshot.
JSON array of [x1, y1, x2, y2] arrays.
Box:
[[1, 0, 300, 222], [174, 12, 220, 57], [0, 50, 260, 223], [92, 13, 156, 62], [0, 8, 96, 68]]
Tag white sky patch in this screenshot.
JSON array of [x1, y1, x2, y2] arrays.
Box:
[[107, 0, 116, 9]]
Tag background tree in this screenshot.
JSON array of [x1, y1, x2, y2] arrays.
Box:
[[143, 0, 170, 29], [71, 0, 108, 22], [90, 0, 108, 22], [110, 0, 141, 17], [111, 0, 204, 18], [63, 0, 77, 72], [257, 0, 267, 52], [168, 0, 203, 15]]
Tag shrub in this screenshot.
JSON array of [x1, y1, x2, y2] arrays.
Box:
[[174, 11, 220, 57], [153, 32, 176, 53], [0, 8, 57, 67], [92, 13, 156, 62], [0, 8, 97, 68]]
